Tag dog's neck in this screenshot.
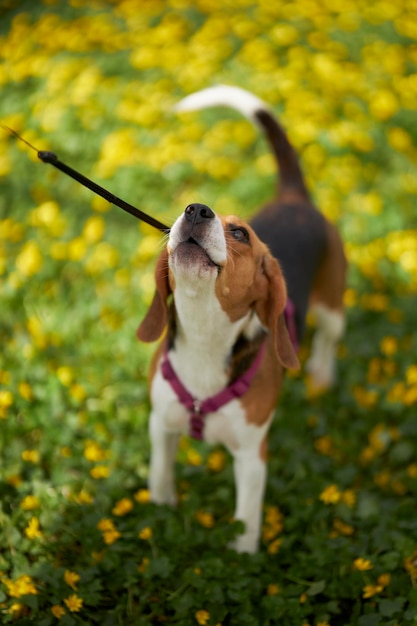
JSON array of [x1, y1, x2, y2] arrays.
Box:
[[168, 277, 262, 399]]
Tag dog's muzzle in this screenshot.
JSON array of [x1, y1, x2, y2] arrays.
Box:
[[168, 203, 227, 271]]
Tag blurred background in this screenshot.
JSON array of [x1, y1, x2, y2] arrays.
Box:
[[0, 1, 417, 621]]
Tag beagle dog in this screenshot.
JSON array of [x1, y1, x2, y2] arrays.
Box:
[[137, 86, 346, 553]]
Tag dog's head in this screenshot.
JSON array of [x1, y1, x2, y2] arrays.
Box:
[[137, 204, 299, 370]]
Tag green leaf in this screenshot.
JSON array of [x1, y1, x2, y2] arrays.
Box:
[[358, 614, 381, 626], [405, 589, 417, 620], [357, 493, 380, 519], [307, 580, 326, 596], [145, 556, 173, 579], [378, 597, 406, 618]]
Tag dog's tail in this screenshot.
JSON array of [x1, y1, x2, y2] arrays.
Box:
[[174, 85, 309, 199]]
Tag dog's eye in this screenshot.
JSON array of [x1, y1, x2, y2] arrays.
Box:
[[230, 227, 249, 243]]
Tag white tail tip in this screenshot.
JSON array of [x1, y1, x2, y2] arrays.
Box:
[[173, 85, 269, 122]]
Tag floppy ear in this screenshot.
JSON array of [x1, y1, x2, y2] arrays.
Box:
[[137, 248, 171, 342], [255, 255, 300, 370]]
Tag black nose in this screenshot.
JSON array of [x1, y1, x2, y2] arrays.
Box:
[[184, 203, 215, 225]]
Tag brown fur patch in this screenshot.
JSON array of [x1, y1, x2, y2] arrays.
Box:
[[239, 340, 283, 427]]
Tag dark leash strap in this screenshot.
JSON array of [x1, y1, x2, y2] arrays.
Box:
[[1, 125, 170, 233]]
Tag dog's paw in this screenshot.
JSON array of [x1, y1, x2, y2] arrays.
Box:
[[229, 534, 258, 554], [150, 490, 177, 507], [305, 356, 335, 393]]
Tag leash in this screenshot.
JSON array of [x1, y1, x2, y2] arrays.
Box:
[[1, 125, 170, 233], [161, 342, 267, 440]]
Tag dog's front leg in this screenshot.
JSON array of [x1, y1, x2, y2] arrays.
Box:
[[232, 449, 267, 553], [149, 411, 179, 506]]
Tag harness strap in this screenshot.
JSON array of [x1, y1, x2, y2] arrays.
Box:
[[284, 298, 299, 351], [161, 342, 267, 440]]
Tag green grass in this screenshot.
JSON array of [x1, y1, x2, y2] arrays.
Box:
[[0, 0, 417, 624]]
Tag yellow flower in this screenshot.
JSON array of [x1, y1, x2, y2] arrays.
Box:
[[407, 463, 417, 478], [134, 488, 150, 504], [97, 519, 121, 545], [64, 570, 80, 590], [97, 518, 114, 532], [84, 441, 108, 462], [314, 435, 334, 456], [368, 424, 390, 453], [85, 242, 119, 274], [4, 575, 38, 597], [406, 365, 417, 385], [207, 450, 226, 472], [64, 594, 83, 613], [267, 538, 282, 555], [404, 550, 417, 579], [90, 465, 110, 479], [22, 449, 40, 464], [20, 495, 40, 510], [353, 386, 379, 408], [74, 488, 93, 505], [51, 605, 66, 618], [186, 448, 203, 466], [30, 201, 66, 236], [70, 383, 87, 402], [56, 366, 73, 386], [9, 603, 25, 617], [68, 237, 87, 261], [138, 527, 153, 540], [332, 518, 355, 537], [195, 609, 210, 625], [83, 216, 105, 243], [138, 557, 150, 573], [91, 195, 111, 213], [378, 573, 391, 587], [24, 516, 43, 539], [380, 336, 398, 356], [6, 474, 22, 487], [362, 584, 383, 599], [103, 529, 120, 545], [353, 557, 373, 571], [341, 489, 356, 508], [319, 484, 341, 505], [196, 511, 215, 528], [0, 389, 13, 409], [388, 127, 412, 152], [369, 89, 399, 121], [15, 241, 43, 276], [112, 497, 134, 516], [18, 381, 33, 401], [263, 506, 284, 541], [267, 583, 280, 595]]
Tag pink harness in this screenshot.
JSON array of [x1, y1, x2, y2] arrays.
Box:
[[284, 298, 299, 352], [160, 299, 298, 440], [161, 341, 267, 440]]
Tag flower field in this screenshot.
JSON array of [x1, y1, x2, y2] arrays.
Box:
[[0, 0, 416, 624]]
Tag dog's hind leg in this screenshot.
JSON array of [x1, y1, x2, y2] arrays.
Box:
[[306, 222, 347, 389], [306, 304, 345, 388]]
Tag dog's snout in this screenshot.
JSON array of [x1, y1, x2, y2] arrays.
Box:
[[185, 203, 215, 225]]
